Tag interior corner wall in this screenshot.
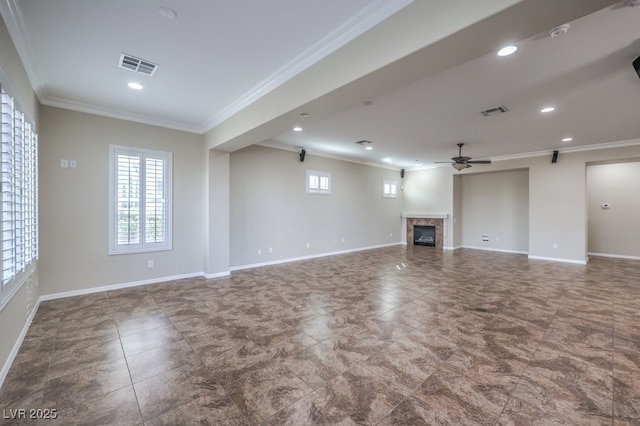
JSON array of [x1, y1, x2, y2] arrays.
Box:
[[460, 169, 529, 253], [229, 145, 402, 268], [587, 161, 640, 258], [38, 106, 205, 296]]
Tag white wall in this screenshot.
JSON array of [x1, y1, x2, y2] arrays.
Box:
[[403, 166, 455, 247], [38, 106, 205, 296], [230, 145, 402, 268], [460, 169, 529, 253], [587, 161, 640, 258]]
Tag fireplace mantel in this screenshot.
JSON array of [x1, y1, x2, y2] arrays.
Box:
[[401, 213, 448, 219]]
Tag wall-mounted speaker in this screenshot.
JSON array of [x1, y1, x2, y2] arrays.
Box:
[[299, 149, 306, 162], [634, 56, 640, 80], [551, 150, 559, 164], [400, 169, 405, 179]]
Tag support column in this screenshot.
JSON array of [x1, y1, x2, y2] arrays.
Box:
[[203, 149, 230, 277]]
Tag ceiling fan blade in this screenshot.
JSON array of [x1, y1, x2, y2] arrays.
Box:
[[467, 160, 491, 164], [434, 161, 454, 164]]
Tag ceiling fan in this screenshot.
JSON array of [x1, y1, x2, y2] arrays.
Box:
[[436, 143, 491, 170]]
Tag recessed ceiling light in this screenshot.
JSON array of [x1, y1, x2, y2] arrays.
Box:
[[497, 45, 517, 57], [128, 82, 143, 90], [365, 146, 373, 150], [382, 158, 392, 163], [293, 126, 303, 132], [540, 106, 555, 113], [562, 137, 573, 142], [158, 6, 178, 19]]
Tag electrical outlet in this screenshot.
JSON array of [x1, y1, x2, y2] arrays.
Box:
[[552, 243, 558, 249], [257, 249, 262, 255], [61, 159, 68, 168], [147, 260, 154, 268], [268, 247, 272, 254], [306, 242, 310, 249]]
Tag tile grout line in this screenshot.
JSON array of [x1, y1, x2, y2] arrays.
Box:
[[491, 276, 567, 425], [108, 292, 146, 425]]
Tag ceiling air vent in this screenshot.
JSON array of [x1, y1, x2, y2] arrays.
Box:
[[118, 53, 158, 76], [480, 106, 508, 117]]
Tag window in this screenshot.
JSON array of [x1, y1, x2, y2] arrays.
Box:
[[383, 179, 398, 198], [306, 170, 331, 195], [108, 145, 172, 254], [1, 85, 38, 308]]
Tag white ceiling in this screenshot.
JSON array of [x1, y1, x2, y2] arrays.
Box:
[[2, 0, 640, 170]]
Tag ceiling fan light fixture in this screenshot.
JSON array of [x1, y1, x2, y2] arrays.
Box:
[[452, 163, 468, 171]]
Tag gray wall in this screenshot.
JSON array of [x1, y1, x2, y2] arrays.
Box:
[[230, 145, 402, 267], [460, 169, 529, 253], [587, 161, 640, 258], [38, 106, 205, 296]]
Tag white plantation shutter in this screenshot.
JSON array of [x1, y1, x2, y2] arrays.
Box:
[[1, 85, 38, 298], [116, 154, 141, 246], [306, 170, 331, 195], [383, 179, 397, 198], [144, 157, 167, 244], [109, 145, 172, 254]]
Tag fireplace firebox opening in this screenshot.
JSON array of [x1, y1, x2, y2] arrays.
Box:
[[414, 225, 436, 247]]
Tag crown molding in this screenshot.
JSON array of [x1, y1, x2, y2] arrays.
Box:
[[41, 97, 204, 134], [201, 0, 413, 132], [0, 0, 47, 101], [490, 138, 640, 163], [257, 140, 401, 171]]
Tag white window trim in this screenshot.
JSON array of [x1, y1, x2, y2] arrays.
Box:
[[383, 179, 398, 198], [108, 145, 173, 255], [306, 170, 331, 195]]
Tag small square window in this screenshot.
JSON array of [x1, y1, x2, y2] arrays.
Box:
[[307, 170, 331, 195], [383, 179, 397, 198]]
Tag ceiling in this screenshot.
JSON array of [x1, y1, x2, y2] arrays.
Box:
[[2, 0, 640, 170]]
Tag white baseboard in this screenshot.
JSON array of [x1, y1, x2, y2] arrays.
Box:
[[0, 298, 40, 389], [462, 246, 528, 255], [39, 272, 204, 301], [230, 243, 402, 272], [528, 255, 587, 265], [203, 271, 231, 279], [587, 252, 640, 261]]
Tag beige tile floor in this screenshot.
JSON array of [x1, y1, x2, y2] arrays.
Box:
[[1, 246, 638, 425]]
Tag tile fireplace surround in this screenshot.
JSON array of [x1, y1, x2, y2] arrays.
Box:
[[405, 215, 445, 249]]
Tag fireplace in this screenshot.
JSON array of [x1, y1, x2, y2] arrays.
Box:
[[414, 225, 436, 247], [404, 215, 445, 249]]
